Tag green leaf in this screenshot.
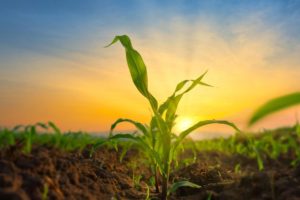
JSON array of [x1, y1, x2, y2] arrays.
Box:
[[145, 184, 150, 200], [249, 92, 300, 126], [109, 133, 164, 172], [174, 120, 240, 149], [106, 35, 157, 110], [110, 118, 148, 136], [296, 124, 300, 137], [35, 122, 48, 130], [252, 144, 264, 171], [179, 71, 211, 95], [92, 139, 106, 149], [12, 124, 24, 132], [175, 80, 189, 92], [159, 71, 211, 121], [48, 121, 61, 135], [168, 181, 201, 195], [30, 126, 36, 135]]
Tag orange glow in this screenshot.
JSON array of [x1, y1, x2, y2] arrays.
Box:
[[1, 16, 299, 135]]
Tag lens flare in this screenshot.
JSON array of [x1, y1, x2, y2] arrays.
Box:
[[175, 117, 194, 133]]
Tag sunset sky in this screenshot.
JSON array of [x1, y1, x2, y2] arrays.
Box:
[[1, 0, 300, 138]]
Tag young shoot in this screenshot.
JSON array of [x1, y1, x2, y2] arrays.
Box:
[[106, 35, 239, 200]]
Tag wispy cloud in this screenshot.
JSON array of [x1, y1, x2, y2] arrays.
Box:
[[0, 0, 299, 133]]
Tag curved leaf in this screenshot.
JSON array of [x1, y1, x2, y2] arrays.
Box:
[[12, 124, 24, 132], [92, 139, 106, 149], [35, 122, 48, 130], [106, 35, 157, 110], [174, 120, 240, 149], [48, 121, 61, 135], [168, 181, 201, 195], [110, 118, 148, 136], [249, 92, 300, 126], [109, 133, 164, 172], [109, 133, 145, 146], [159, 71, 211, 121]]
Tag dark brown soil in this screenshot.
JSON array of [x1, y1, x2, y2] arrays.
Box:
[[0, 144, 300, 200]]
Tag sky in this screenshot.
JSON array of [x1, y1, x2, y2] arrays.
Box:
[[0, 0, 300, 138]]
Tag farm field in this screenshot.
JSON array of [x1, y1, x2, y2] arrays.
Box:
[[1, 35, 299, 200], [1, 2, 300, 200], [1, 125, 300, 200]]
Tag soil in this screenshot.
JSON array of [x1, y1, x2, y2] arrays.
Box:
[[0, 143, 300, 200]]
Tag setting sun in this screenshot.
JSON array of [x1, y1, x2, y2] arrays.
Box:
[[174, 117, 194, 133]]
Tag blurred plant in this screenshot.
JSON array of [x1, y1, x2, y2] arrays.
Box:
[[249, 92, 300, 167], [42, 183, 49, 200], [0, 128, 15, 148], [13, 122, 48, 154], [2, 122, 104, 154], [234, 163, 241, 174], [133, 174, 142, 190], [248, 92, 300, 126]]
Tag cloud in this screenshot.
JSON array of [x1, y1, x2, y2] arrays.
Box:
[[0, 1, 299, 133]]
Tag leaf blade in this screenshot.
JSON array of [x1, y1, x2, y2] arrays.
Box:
[[106, 35, 158, 110], [248, 92, 300, 126], [168, 181, 201, 195], [110, 118, 148, 136], [175, 120, 240, 149]]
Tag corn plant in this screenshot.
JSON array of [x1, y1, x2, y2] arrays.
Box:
[[0, 128, 15, 148], [106, 35, 239, 199], [248, 137, 265, 171], [13, 122, 48, 154]]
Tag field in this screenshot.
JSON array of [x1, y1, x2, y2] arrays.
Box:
[[1, 124, 300, 200], [1, 35, 299, 200], [2, 1, 300, 199]]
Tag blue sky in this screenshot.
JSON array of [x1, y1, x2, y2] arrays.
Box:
[[1, 0, 300, 56], [1, 1, 300, 135]]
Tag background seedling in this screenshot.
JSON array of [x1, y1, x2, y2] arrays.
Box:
[[0, 128, 15, 148], [1, 122, 106, 154], [249, 92, 300, 167]]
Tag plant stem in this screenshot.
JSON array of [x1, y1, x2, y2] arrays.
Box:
[[161, 171, 169, 200], [155, 166, 160, 193], [161, 157, 170, 200]]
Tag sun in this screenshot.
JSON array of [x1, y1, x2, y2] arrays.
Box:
[[174, 117, 194, 133]]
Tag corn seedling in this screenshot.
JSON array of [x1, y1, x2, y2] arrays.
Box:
[[4, 122, 105, 154], [0, 128, 15, 148], [251, 140, 264, 171], [106, 35, 239, 199], [48, 121, 62, 148], [13, 122, 48, 154]]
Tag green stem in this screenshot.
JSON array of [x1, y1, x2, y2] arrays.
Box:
[[161, 138, 171, 200], [161, 166, 170, 200], [155, 166, 160, 193]]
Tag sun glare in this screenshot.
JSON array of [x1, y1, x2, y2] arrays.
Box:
[[175, 117, 194, 133]]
